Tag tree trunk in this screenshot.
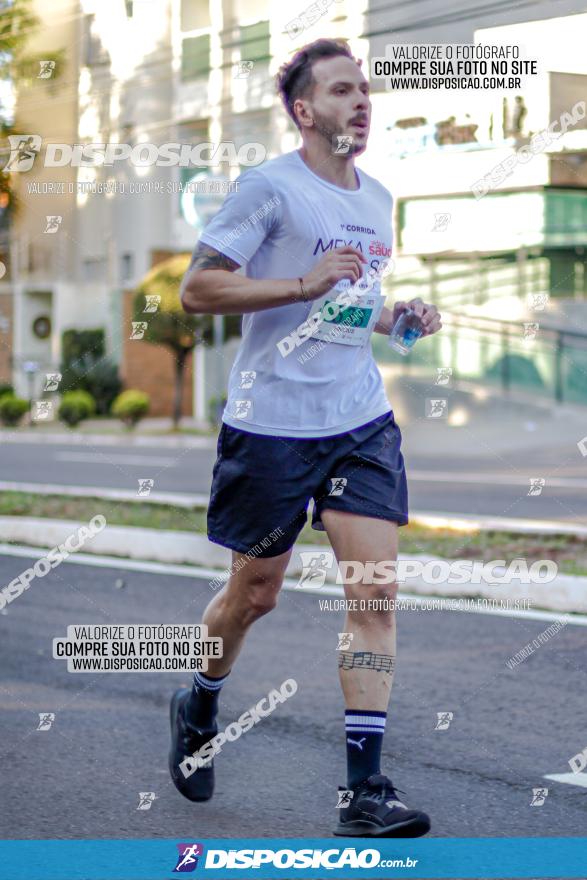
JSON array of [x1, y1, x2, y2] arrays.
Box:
[[173, 349, 187, 428]]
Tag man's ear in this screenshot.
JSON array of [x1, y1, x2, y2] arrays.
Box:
[[294, 99, 314, 128]]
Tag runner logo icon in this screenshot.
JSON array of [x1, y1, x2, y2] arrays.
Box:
[[173, 843, 204, 872], [297, 551, 334, 589]]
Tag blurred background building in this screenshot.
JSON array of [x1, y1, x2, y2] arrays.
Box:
[[1, 0, 587, 420]]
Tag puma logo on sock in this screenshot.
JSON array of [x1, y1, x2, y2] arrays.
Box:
[[347, 736, 366, 751]]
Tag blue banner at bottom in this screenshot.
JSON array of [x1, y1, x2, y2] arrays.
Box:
[[0, 838, 586, 879]]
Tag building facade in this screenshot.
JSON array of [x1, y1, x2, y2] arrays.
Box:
[[5, 1, 587, 414]]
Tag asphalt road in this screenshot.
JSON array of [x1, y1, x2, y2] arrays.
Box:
[[1, 551, 586, 841], [1, 432, 587, 522]]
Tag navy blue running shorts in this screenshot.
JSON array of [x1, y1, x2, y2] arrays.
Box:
[[207, 410, 409, 558]]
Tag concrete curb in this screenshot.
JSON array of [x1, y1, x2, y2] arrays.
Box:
[[408, 511, 587, 538], [1, 516, 585, 614], [0, 517, 228, 567]]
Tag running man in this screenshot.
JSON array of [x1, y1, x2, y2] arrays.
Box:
[[170, 38, 442, 838]]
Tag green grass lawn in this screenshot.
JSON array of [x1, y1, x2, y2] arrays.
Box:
[[1, 491, 586, 576], [0, 492, 208, 533]]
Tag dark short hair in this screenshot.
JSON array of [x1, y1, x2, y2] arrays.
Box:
[[276, 39, 358, 130]]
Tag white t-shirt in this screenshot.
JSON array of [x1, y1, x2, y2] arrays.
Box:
[[193, 149, 394, 438]]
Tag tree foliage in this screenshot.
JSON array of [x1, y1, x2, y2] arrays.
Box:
[[133, 254, 241, 426]]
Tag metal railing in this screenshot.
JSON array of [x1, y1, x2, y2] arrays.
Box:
[[374, 309, 587, 407], [444, 311, 587, 404]]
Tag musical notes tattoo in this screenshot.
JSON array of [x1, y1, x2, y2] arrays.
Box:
[[338, 651, 395, 675]]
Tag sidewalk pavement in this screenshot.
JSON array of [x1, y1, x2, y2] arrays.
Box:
[[1, 516, 585, 614], [0, 419, 215, 448], [6, 416, 212, 433], [375, 366, 587, 460]]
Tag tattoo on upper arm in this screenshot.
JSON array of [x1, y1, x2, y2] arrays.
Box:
[[338, 651, 395, 675], [190, 243, 240, 272]]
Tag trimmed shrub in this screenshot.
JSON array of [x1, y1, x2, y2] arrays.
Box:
[[111, 390, 150, 427], [0, 395, 28, 426], [58, 390, 96, 427]]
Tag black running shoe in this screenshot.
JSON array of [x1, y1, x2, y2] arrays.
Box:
[[168, 687, 217, 802], [333, 774, 431, 838]]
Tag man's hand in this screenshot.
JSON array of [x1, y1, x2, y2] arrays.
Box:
[[302, 246, 367, 300], [392, 297, 442, 336]]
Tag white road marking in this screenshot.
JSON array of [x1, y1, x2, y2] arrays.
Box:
[[543, 773, 587, 788], [1, 544, 587, 627], [53, 451, 178, 467]]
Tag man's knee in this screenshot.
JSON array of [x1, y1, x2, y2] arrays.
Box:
[[345, 577, 399, 617], [239, 563, 286, 623], [244, 582, 279, 622], [223, 549, 290, 624]]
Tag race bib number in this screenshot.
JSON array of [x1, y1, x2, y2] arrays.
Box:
[[310, 279, 386, 347]]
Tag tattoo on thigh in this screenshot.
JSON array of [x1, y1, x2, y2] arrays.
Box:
[[338, 651, 395, 674]]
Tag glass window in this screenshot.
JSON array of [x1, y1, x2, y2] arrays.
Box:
[[177, 120, 209, 213], [240, 20, 269, 63], [181, 34, 211, 80], [121, 253, 134, 282]]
